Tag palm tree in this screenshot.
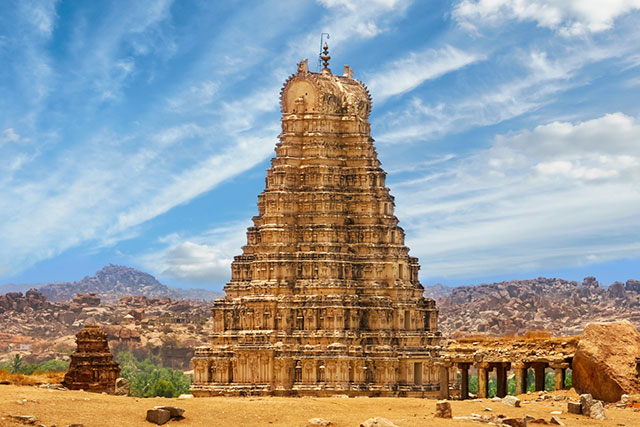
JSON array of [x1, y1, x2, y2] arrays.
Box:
[[9, 354, 23, 374]]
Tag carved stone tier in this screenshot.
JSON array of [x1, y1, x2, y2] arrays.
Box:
[[191, 55, 441, 397], [62, 324, 120, 393]]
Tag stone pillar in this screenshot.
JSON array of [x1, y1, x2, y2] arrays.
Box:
[[496, 363, 508, 398], [550, 362, 569, 391], [533, 363, 546, 391], [458, 363, 470, 400], [475, 363, 490, 399], [512, 363, 527, 395], [437, 362, 451, 400]]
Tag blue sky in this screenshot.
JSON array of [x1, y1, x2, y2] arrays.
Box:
[[1, 0, 640, 290]]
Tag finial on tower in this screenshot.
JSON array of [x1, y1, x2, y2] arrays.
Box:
[[321, 42, 331, 70], [318, 33, 330, 72]]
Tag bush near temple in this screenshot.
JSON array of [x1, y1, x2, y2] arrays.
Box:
[[116, 351, 191, 398]]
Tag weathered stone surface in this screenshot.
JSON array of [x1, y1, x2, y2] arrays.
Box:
[[549, 415, 565, 426], [7, 415, 37, 424], [502, 395, 521, 407], [573, 321, 640, 402], [435, 400, 452, 418], [191, 49, 440, 397], [307, 418, 333, 427], [501, 417, 524, 427], [566, 401, 581, 414], [114, 377, 130, 396], [359, 417, 398, 427], [153, 406, 184, 418], [146, 408, 171, 425], [61, 324, 120, 394], [580, 394, 593, 416], [589, 401, 606, 420]]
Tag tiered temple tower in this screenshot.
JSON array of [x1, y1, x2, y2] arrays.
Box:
[[192, 48, 441, 397], [62, 324, 120, 393]]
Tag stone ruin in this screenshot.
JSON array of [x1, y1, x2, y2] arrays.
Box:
[[192, 48, 441, 397], [62, 324, 120, 393]]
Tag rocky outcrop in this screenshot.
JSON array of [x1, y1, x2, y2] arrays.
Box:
[[437, 277, 640, 336], [0, 290, 211, 369], [0, 289, 50, 313], [573, 321, 640, 402]]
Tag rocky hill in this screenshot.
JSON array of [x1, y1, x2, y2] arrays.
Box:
[[438, 276, 640, 337], [422, 283, 455, 301], [0, 289, 211, 368], [34, 265, 223, 302]]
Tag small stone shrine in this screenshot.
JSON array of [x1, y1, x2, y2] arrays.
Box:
[[192, 45, 441, 397], [62, 324, 120, 393]]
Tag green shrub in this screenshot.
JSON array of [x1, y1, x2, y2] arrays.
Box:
[[115, 351, 191, 398]]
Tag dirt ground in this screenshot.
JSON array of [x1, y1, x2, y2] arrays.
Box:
[[1, 385, 639, 427]]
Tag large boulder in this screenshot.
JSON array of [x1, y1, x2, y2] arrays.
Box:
[[573, 321, 640, 402]]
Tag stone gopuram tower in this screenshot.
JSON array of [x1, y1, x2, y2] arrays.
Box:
[[192, 47, 441, 397]]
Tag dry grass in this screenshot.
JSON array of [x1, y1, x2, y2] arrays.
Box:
[[0, 369, 64, 386]]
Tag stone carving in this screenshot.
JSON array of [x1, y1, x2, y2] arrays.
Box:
[[62, 324, 120, 393], [192, 53, 441, 397]]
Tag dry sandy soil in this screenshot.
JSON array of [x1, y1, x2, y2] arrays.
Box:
[[1, 385, 639, 427]]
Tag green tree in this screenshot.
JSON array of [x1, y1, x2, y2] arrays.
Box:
[[115, 351, 191, 398], [151, 379, 176, 398], [9, 354, 23, 374]]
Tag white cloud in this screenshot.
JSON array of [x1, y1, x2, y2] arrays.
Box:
[[166, 80, 219, 112], [138, 223, 248, 285], [1, 128, 21, 143], [367, 46, 485, 103], [454, 0, 640, 36], [21, 0, 58, 37], [392, 113, 640, 279], [375, 46, 623, 144], [315, 0, 410, 41]]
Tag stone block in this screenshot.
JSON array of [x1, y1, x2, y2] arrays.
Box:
[[501, 395, 521, 407], [580, 393, 593, 416], [359, 417, 399, 427], [146, 408, 171, 425], [307, 418, 333, 426], [435, 400, 452, 418], [501, 417, 524, 427], [153, 406, 184, 419], [115, 377, 130, 396], [549, 415, 565, 425], [7, 415, 37, 425], [590, 401, 606, 420], [567, 401, 581, 414]]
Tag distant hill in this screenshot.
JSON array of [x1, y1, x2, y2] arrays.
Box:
[[438, 276, 640, 337], [0, 282, 40, 295], [10, 265, 224, 302], [422, 283, 455, 301]]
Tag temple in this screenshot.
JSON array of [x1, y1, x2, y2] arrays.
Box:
[[191, 46, 442, 397], [62, 324, 120, 393]]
